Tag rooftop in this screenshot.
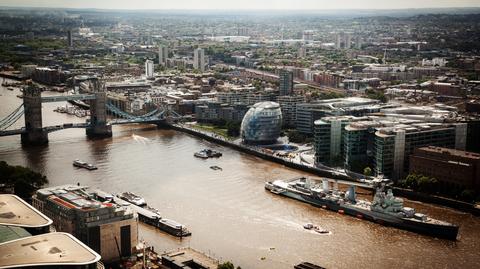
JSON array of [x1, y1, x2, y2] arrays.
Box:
[[0, 232, 101, 268], [0, 194, 52, 228], [417, 146, 480, 160]]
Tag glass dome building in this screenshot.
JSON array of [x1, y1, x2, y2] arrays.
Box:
[[240, 101, 282, 145]]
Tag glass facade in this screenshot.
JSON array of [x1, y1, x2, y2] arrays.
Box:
[[241, 102, 282, 145]]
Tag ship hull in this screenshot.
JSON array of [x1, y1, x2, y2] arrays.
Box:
[[268, 185, 458, 240]]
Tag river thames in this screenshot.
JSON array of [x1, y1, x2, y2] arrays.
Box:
[[1, 85, 480, 269]]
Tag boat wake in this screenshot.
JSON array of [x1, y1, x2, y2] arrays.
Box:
[[132, 134, 150, 145]]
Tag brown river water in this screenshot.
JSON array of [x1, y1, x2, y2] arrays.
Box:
[[1, 84, 479, 269]]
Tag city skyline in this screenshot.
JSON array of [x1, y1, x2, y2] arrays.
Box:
[[1, 0, 480, 10]]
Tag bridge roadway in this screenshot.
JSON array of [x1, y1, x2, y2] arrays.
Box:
[[0, 118, 171, 137], [0, 123, 89, 136], [40, 94, 96, 103]]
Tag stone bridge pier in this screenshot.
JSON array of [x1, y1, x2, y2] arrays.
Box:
[[21, 85, 48, 145], [86, 79, 112, 138]]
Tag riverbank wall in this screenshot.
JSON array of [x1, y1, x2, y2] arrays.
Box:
[[169, 123, 480, 215], [170, 124, 361, 182]]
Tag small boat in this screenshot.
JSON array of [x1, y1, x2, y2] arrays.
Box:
[[210, 165, 222, 171], [194, 149, 222, 159], [7, 87, 14, 91], [303, 223, 314, 230], [313, 226, 330, 234], [73, 159, 97, 170], [194, 151, 209, 159], [118, 192, 147, 207]]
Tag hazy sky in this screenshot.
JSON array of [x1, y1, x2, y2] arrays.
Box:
[[1, 0, 480, 10]]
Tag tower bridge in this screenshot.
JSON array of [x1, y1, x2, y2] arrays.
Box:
[[0, 79, 182, 145]]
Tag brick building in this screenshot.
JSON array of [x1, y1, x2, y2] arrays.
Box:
[[409, 146, 480, 192]]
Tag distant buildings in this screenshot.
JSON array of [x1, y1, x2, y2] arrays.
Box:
[[158, 44, 168, 66], [145, 59, 154, 78], [193, 48, 205, 72], [410, 146, 480, 193], [241, 102, 282, 145], [32, 185, 138, 262], [302, 30, 314, 42], [31, 67, 69, 85], [298, 46, 307, 58], [279, 69, 293, 96], [335, 33, 342, 49]]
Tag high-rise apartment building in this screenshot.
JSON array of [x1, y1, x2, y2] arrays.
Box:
[[279, 69, 293, 96], [158, 44, 168, 66], [67, 30, 73, 47], [145, 59, 154, 78], [193, 48, 205, 72]]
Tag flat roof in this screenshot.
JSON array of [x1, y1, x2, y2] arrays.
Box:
[[0, 232, 101, 268], [0, 194, 52, 228], [418, 146, 480, 159]]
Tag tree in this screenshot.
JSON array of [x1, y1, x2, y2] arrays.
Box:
[[226, 121, 241, 137], [363, 167, 372, 177], [287, 130, 306, 144], [460, 189, 476, 203], [218, 261, 241, 269], [0, 161, 48, 201]]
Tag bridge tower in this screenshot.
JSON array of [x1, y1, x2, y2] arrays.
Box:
[[21, 85, 48, 145], [86, 79, 112, 138]]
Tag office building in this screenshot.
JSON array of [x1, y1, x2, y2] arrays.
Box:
[[298, 46, 307, 58], [216, 90, 248, 104], [193, 48, 205, 72], [313, 107, 469, 180], [158, 44, 168, 66], [296, 97, 381, 135], [355, 36, 363, 49], [246, 90, 277, 105], [145, 59, 154, 78], [335, 33, 342, 49], [410, 146, 480, 193], [314, 116, 358, 165], [277, 95, 305, 127], [345, 33, 352, 49], [67, 30, 73, 47], [32, 185, 138, 263], [302, 30, 314, 42], [279, 69, 294, 96], [375, 122, 466, 180], [241, 102, 282, 145]]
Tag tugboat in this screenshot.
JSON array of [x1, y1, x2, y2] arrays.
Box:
[[118, 192, 147, 207], [194, 149, 222, 159], [266, 177, 459, 240], [72, 159, 97, 170]]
